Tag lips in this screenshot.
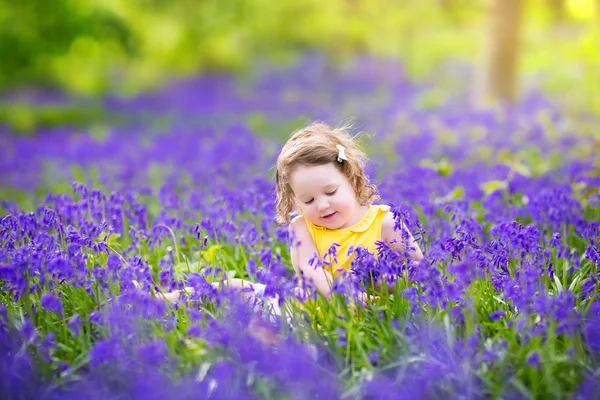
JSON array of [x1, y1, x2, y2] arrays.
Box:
[[322, 211, 337, 220]]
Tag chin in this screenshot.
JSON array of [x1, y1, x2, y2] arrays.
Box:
[[333, 219, 350, 229]]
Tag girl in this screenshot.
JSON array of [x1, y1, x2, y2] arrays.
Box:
[[275, 122, 424, 299], [153, 122, 424, 310]]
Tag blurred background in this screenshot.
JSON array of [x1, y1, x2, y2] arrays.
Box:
[[0, 0, 598, 133]]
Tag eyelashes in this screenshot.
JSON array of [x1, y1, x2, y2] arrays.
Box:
[[303, 189, 337, 205]]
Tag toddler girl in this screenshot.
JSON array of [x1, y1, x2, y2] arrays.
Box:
[[275, 122, 423, 299], [153, 123, 424, 323]]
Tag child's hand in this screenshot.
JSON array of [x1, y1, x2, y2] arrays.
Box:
[[373, 273, 397, 292], [347, 292, 380, 311], [358, 292, 379, 304], [248, 312, 280, 347]]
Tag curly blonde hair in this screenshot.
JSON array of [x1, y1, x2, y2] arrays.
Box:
[[275, 122, 379, 224]]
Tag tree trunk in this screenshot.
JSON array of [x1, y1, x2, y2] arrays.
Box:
[[549, 0, 567, 24], [473, 0, 523, 106]]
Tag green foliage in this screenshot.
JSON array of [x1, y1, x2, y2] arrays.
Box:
[[1, 0, 598, 113], [1, 167, 598, 397], [0, 102, 125, 134]]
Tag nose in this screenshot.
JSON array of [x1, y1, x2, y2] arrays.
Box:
[[316, 197, 330, 212]]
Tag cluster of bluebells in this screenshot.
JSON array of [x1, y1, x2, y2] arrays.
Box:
[[1, 54, 599, 397]]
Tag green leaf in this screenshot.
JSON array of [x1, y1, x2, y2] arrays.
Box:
[[568, 274, 583, 293], [553, 274, 564, 293], [106, 233, 121, 247], [480, 180, 508, 195], [436, 160, 453, 176], [509, 161, 532, 177], [419, 158, 453, 176], [435, 186, 464, 204], [201, 244, 224, 264]]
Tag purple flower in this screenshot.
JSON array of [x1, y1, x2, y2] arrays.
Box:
[[488, 309, 506, 321], [585, 302, 600, 359], [39, 332, 56, 362], [526, 351, 541, 369], [188, 324, 202, 338], [67, 313, 82, 336], [40, 292, 63, 316], [336, 328, 347, 347], [89, 338, 124, 367], [106, 253, 122, 272], [368, 350, 380, 364], [584, 244, 600, 267], [138, 339, 168, 366]]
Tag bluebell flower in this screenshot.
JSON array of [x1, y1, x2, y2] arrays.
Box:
[[526, 351, 541, 369], [67, 313, 82, 337], [488, 309, 506, 321], [40, 292, 63, 316]]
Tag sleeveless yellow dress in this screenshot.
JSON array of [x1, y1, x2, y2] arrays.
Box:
[[303, 204, 391, 276]]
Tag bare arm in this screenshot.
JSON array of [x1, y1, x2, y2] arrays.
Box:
[[149, 278, 259, 303], [381, 211, 424, 262], [374, 212, 424, 291], [288, 216, 334, 299]]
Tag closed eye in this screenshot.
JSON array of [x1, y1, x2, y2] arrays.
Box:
[[326, 189, 337, 196], [304, 199, 314, 204]]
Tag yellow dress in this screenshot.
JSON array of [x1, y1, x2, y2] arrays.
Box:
[[303, 204, 391, 276]]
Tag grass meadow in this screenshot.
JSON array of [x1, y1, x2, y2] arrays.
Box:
[[1, 55, 599, 399]]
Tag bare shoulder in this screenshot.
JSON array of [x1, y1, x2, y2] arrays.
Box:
[[289, 215, 308, 233], [288, 215, 312, 242], [287, 215, 318, 274]]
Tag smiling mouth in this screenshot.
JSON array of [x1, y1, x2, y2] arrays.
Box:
[[322, 212, 337, 219]]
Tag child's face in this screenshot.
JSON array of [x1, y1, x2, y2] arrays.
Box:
[[289, 163, 360, 229]]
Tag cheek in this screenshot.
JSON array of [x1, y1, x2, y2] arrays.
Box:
[[301, 203, 315, 216], [341, 192, 356, 210], [335, 190, 349, 204]]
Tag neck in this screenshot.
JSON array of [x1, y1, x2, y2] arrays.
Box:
[[338, 203, 369, 229]]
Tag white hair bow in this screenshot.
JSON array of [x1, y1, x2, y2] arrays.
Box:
[[336, 144, 347, 163]]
